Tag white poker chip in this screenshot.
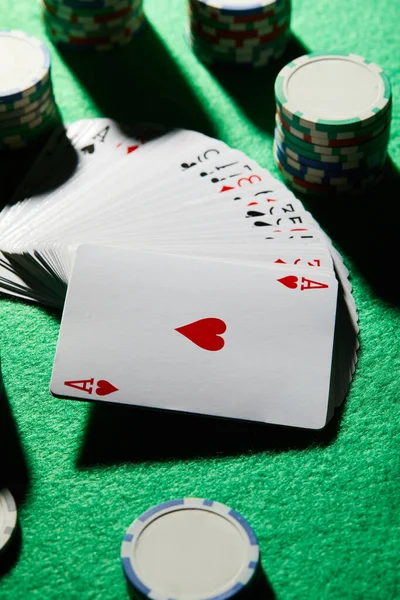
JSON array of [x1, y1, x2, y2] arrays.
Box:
[[121, 498, 260, 600], [0, 31, 51, 103], [275, 53, 391, 131], [0, 488, 18, 553]]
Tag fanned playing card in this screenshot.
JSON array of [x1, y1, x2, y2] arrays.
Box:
[[0, 118, 359, 428], [51, 245, 338, 429]]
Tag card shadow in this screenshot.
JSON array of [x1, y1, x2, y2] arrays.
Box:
[[200, 34, 310, 137], [0, 387, 29, 578], [76, 398, 344, 468], [291, 157, 400, 307], [55, 18, 217, 137], [0, 131, 60, 208]]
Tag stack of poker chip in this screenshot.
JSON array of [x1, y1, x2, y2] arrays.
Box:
[[0, 31, 59, 151], [42, 0, 145, 51], [273, 53, 392, 195], [188, 0, 291, 68]]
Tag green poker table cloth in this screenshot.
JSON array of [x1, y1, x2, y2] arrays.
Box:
[[0, 0, 399, 598]]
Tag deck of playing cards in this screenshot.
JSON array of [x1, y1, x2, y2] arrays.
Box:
[[0, 119, 359, 429]]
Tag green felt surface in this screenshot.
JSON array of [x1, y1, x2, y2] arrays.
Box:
[[0, 0, 400, 598]]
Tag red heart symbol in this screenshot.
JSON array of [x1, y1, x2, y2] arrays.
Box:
[[277, 275, 298, 289], [95, 380, 118, 396], [127, 144, 139, 154], [175, 318, 226, 352]]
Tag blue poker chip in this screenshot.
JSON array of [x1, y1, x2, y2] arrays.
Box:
[[274, 137, 386, 173], [121, 498, 260, 600], [274, 141, 383, 186], [0, 31, 51, 103]]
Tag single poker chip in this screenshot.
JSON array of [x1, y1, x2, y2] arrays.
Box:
[[0, 86, 53, 120], [189, 33, 288, 59], [0, 489, 17, 554], [274, 129, 387, 165], [42, 0, 142, 25], [190, 39, 286, 67], [275, 121, 390, 158], [274, 146, 382, 180], [51, 14, 143, 40], [188, 27, 289, 56], [192, 15, 289, 38], [191, 0, 290, 20], [275, 104, 392, 140], [42, 7, 135, 28], [274, 145, 384, 194], [121, 498, 260, 600], [43, 11, 143, 39], [276, 158, 382, 196], [274, 138, 387, 172], [191, 47, 286, 68], [192, 21, 289, 47], [43, 0, 135, 15], [46, 21, 143, 50], [274, 53, 391, 132], [274, 142, 383, 186], [0, 97, 54, 129], [189, 0, 290, 67], [276, 110, 391, 147], [56, 0, 128, 8], [0, 80, 52, 113], [0, 108, 60, 148], [44, 0, 144, 49], [189, 7, 288, 30], [198, 0, 287, 16], [0, 31, 51, 103], [0, 103, 58, 138]]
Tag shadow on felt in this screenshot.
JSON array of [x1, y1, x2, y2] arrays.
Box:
[[55, 18, 217, 137], [201, 34, 310, 138], [0, 388, 29, 578], [292, 157, 400, 307], [76, 398, 344, 468]]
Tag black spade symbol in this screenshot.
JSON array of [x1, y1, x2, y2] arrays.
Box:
[[81, 144, 95, 154]]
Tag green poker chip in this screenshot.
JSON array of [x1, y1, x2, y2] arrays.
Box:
[[0, 85, 52, 120], [276, 110, 391, 148], [274, 53, 391, 133], [276, 103, 392, 141], [188, 0, 291, 69], [189, 10, 289, 33], [0, 76, 51, 113], [188, 28, 289, 58], [275, 120, 390, 158], [275, 137, 387, 172], [0, 97, 54, 130], [42, 0, 144, 50], [0, 100, 57, 137], [189, 40, 287, 67], [0, 104, 60, 145], [43, 8, 142, 39], [43, 0, 135, 17], [274, 126, 388, 164]]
